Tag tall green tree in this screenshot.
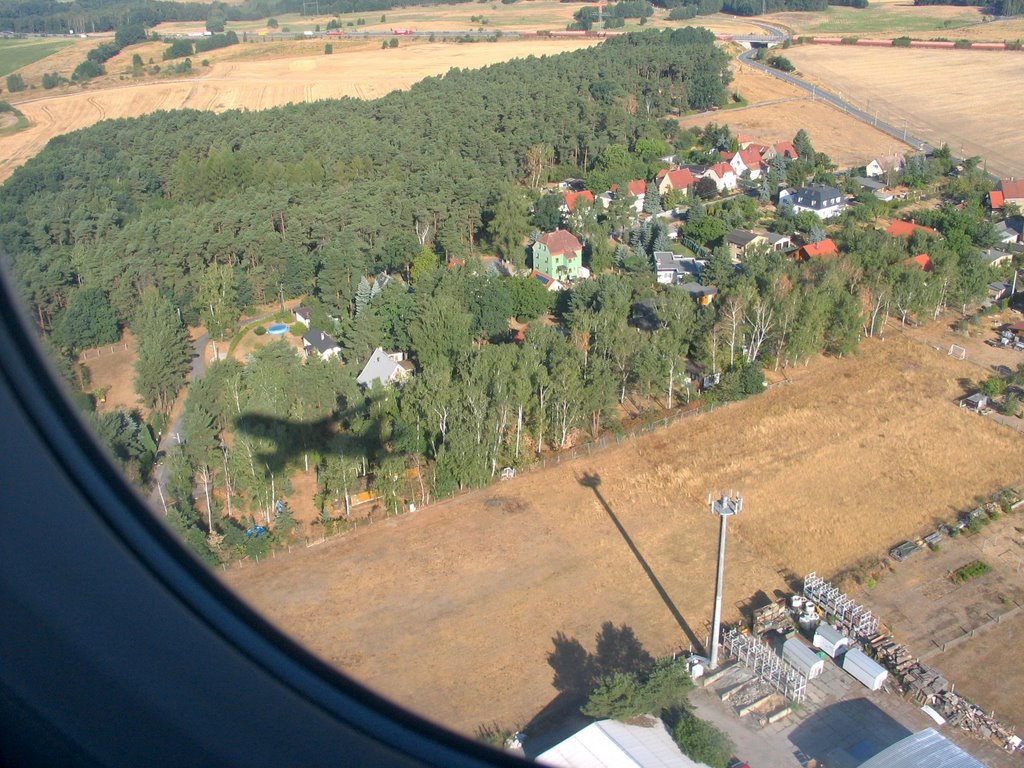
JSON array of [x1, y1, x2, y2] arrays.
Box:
[[134, 287, 193, 413], [489, 183, 531, 267]]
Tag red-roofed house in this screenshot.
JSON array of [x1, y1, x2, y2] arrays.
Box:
[[795, 239, 839, 262], [989, 190, 1005, 210], [904, 254, 934, 272], [703, 162, 738, 192], [886, 219, 939, 239], [655, 168, 696, 197], [722, 149, 763, 180], [997, 179, 1024, 207], [562, 190, 594, 212], [774, 141, 799, 160], [533, 230, 583, 281]]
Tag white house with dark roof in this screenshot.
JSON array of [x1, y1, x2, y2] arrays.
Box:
[[302, 329, 342, 361], [356, 347, 413, 388], [654, 251, 704, 285], [779, 184, 846, 220]]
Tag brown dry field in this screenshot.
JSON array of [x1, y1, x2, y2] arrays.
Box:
[[225, 335, 1024, 736], [0, 38, 595, 184], [679, 62, 913, 168], [784, 46, 1024, 179]]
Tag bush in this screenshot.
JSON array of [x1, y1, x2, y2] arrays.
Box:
[[952, 560, 991, 583], [164, 39, 195, 60], [669, 5, 698, 18], [253, 325, 267, 336], [324, 43, 333, 54], [41, 72, 61, 89], [289, 322, 306, 336], [5, 73, 26, 93], [267, 17, 279, 28], [766, 55, 794, 73], [840, 36, 858, 44], [670, 708, 734, 768], [954, 39, 971, 48], [892, 36, 912, 47]]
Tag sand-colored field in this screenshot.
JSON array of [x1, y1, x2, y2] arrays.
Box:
[[225, 335, 1024, 735], [0, 38, 595, 183], [679, 62, 912, 168], [784, 46, 1024, 179]]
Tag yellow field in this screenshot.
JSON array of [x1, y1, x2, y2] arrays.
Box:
[[225, 335, 1024, 734], [679, 61, 913, 168], [0, 38, 595, 183], [784, 46, 1024, 178]]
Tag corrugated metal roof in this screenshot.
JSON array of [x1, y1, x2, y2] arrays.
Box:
[[856, 728, 987, 768], [536, 718, 711, 768]]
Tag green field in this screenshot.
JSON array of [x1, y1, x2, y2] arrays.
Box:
[[0, 39, 75, 78], [806, 6, 981, 34]]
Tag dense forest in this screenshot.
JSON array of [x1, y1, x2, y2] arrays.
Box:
[[0, 0, 473, 34], [655, 0, 831, 19], [0, 30, 1000, 565]]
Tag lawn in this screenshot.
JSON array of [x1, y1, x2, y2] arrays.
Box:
[[0, 38, 75, 78], [807, 6, 982, 34]]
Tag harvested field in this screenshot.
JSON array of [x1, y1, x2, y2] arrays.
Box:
[[784, 46, 1024, 178], [225, 335, 1024, 736], [0, 38, 595, 183], [679, 62, 913, 168]]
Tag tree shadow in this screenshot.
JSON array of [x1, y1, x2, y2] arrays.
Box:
[[578, 471, 704, 653], [522, 621, 657, 757]]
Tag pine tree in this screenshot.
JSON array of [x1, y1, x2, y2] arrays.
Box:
[[134, 287, 193, 413], [354, 276, 373, 316]]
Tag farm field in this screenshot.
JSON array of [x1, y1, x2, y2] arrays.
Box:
[[0, 38, 76, 77], [783, 46, 1024, 179], [224, 334, 1024, 736], [679, 61, 912, 168], [0, 37, 595, 183]]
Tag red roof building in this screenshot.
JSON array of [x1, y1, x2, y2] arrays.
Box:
[[609, 180, 647, 197], [998, 179, 1024, 205], [774, 141, 799, 160], [904, 254, 934, 272], [563, 190, 595, 211], [536, 229, 583, 256], [989, 190, 1005, 209], [795, 239, 839, 261], [886, 219, 940, 238], [655, 168, 696, 194]]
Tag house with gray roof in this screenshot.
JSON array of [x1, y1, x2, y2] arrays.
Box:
[[779, 183, 846, 220], [356, 347, 413, 388], [980, 248, 1013, 268], [654, 251, 704, 285], [301, 329, 342, 361]]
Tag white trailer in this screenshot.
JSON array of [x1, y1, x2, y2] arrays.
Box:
[[813, 624, 850, 659], [782, 638, 824, 680], [842, 647, 887, 691]]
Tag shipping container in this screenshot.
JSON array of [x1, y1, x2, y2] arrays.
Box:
[[783, 638, 824, 680], [813, 624, 850, 659], [842, 648, 887, 691]]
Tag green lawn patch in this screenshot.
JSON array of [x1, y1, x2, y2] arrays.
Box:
[[808, 7, 980, 35], [0, 39, 75, 78], [952, 559, 991, 584]]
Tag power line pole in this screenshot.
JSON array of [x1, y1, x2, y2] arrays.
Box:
[[709, 491, 742, 669]]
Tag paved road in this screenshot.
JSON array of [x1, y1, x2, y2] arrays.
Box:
[[148, 308, 285, 512], [737, 46, 932, 156]]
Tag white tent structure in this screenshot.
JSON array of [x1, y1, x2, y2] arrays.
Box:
[[813, 625, 850, 659], [856, 728, 986, 768], [536, 718, 712, 768], [783, 637, 825, 680], [842, 648, 888, 691]]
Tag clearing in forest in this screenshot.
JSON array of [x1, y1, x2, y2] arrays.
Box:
[[225, 334, 1024, 736]]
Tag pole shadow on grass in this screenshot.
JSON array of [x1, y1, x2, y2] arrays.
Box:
[[578, 471, 704, 654]]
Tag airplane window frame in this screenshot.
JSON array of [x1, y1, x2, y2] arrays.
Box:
[[0, 266, 523, 768]]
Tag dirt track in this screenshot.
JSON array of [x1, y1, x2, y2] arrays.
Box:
[[225, 335, 1024, 736]]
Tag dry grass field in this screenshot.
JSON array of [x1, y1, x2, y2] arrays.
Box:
[[224, 335, 1024, 736], [679, 62, 913, 168], [784, 46, 1024, 179], [76, 332, 145, 415], [0, 37, 595, 183]]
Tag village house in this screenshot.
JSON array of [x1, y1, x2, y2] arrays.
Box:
[[886, 219, 940, 239], [679, 282, 718, 305], [702, 162, 739, 192], [301, 329, 342, 361], [655, 168, 696, 197], [604, 179, 646, 214], [726, 230, 769, 260], [654, 251, 703, 285], [529, 270, 564, 292], [980, 248, 1013, 268], [293, 307, 311, 328], [904, 253, 934, 272], [765, 232, 793, 251], [779, 184, 845, 219], [795, 238, 840, 262], [561, 190, 594, 213], [721, 148, 763, 180], [865, 154, 906, 178], [761, 140, 799, 162], [990, 179, 1024, 210], [356, 347, 413, 388], [532, 229, 584, 281], [995, 219, 1022, 244]]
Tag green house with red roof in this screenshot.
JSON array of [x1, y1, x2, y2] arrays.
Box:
[[532, 229, 583, 281]]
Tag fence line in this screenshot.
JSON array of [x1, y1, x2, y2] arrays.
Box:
[[78, 342, 129, 360]]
